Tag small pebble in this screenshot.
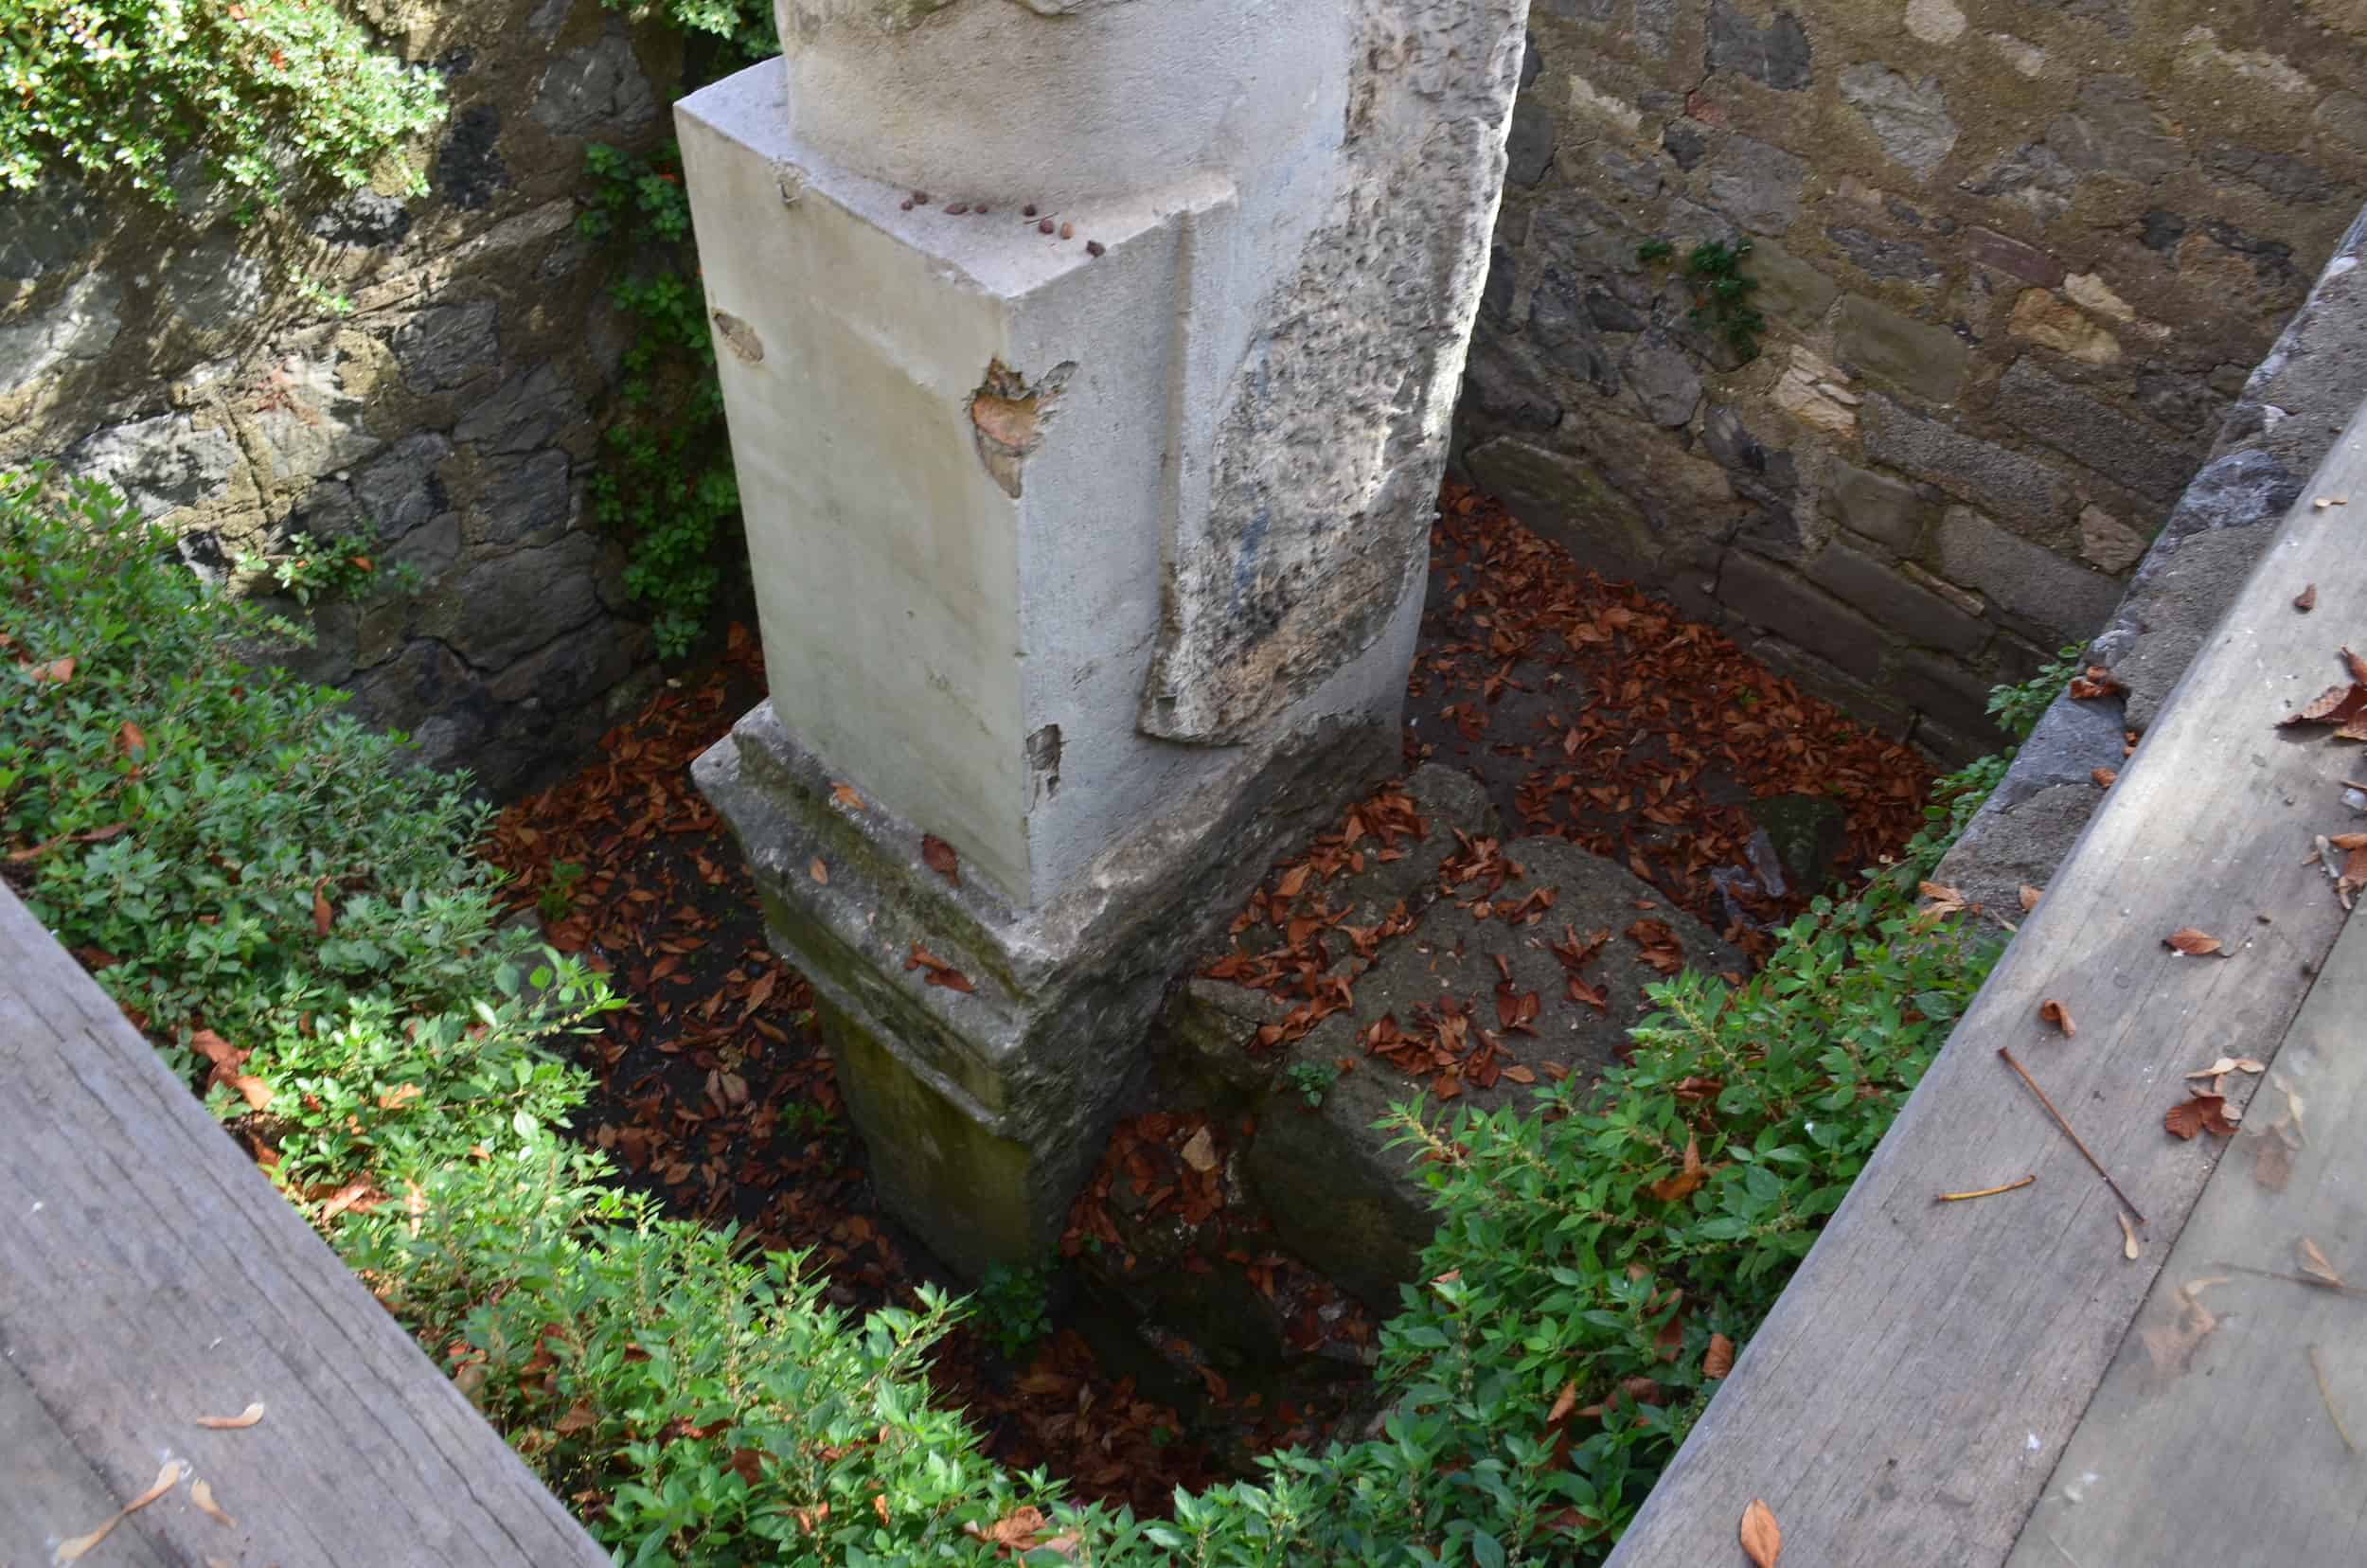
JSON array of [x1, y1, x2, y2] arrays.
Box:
[[947, 202, 970, 214], [1086, 240, 1106, 258], [912, 190, 929, 204], [1059, 222, 1075, 240], [1038, 218, 1055, 234], [899, 198, 914, 211], [1023, 204, 1039, 217]]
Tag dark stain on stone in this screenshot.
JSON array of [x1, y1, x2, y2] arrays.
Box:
[[436, 106, 508, 212]]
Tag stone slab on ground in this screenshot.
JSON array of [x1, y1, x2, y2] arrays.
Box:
[[1246, 835, 1742, 1309]]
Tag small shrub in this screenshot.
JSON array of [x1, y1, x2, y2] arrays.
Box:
[[975, 1262, 1054, 1362], [1, 0, 445, 204], [1285, 1060, 1338, 1108], [4, 469, 2034, 1565]]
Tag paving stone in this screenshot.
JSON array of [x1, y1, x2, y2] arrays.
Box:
[[1835, 294, 1967, 403], [1837, 64, 1956, 174], [1806, 541, 1987, 653], [1245, 836, 1740, 1307]]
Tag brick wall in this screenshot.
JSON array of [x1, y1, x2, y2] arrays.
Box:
[[1457, 0, 2367, 759]]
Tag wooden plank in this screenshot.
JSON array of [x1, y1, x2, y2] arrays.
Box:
[[1608, 408, 2367, 1567], [0, 884, 608, 1567], [2003, 912, 2367, 1568]]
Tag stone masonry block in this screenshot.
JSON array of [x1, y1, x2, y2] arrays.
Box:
[[1835, 294, 1968, 404], [1717, 550, 1888, 680], [1863, 393, 2069, 535], [1827, 460, 1924, 553], [1994, 358, 2202, 505], [1806, 541, 1987, 654], [1931, 506, 2121, 644]]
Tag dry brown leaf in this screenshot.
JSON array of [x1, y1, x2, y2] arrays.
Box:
[[2118, 1211, 2143, 1261], [1179, 1126, 1219, 1173], [2019, 884, 2042, 912], [55, 1458, 183, 1561], [228, 1074, 273, 1111], [1917, 881, 1967, 915], [2184, 1057, 2265, 1079], [28, 655, 76, 685], [2091, 766, 2118, 789], [2300, 1237, 2345, 1287], [189, 1477, 237, 1528], [2282, 683, 2367, 727], [920, 833, 961, 886], [1275, 863, 1312, 900], [194, 1400, 265, 1430], [965, 1506, 1050, 1553], [376, 1082, 422, 1111], [1547, 1381, 1578, 1424], [1739, 1498, 1782, 1568], [2038, 999, 2075, 1038], [2296, 583, 2319, 613], [809, 857, 828, 884], [2164, 927, 2224, 956], [2142, 1275, 2228, 1375], [1704, 1332, 1735, 1380], [830, 781, 863, 811], [312, 882, 334, 937], [2164, 1095, 2236, 1140]]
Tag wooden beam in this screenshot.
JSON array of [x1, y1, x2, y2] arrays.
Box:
[[1608, 410, 2367, 1566], [0, 884, 608, 1566]]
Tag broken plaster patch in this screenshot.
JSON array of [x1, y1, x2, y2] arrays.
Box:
[[968, 358, 1074, 499]]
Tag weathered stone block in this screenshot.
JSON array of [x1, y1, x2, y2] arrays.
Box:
[[531, 27, 656, 137], [700, 704, 1395, 1276], [1994, 358, 2198, 503], [1863, 394, 2068, 534], [1505, 99, 1557, 187], [1246, 836, 1739, 1307], [2077, 505, 2148, 573], [1835, 294, 1967, 403], [0, 273, 121, 395], [1717, 550, 1887, 679], [1806, 542, 1986, 653], [1887, 649, 1999, 736], [62, 411, 239, 519], [1827, 460, 1923, 553], [416, 531, 606, 666], [1465, 436, 1654, 578], [2049, 76, 2184, 181], [1837, 64, 1956, 174], [1931, 506, 2120, 643], [1709, 134, 1806, 236], [353, 434, 454, 539], [1622, 331, 1702, 426], [2005, 289, 2120, 365], [454, 362, 584, 455], [1825, 224, 1940, 283], [1706, 0, 1813, 90], [1965, 225, 2063, 287], [394, 300, 501, 392], [1746, 236, 1840, 323]]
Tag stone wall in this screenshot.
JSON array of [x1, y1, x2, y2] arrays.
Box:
[[0, 0, 679, 794], [1459, 0, 2367, 760]]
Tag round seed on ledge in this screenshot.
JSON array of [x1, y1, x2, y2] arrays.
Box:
[[1023, 203, 1038, 217], [1059, 222, 1075, 240], [912, 190, 929, 204], [1086, 240, 1106, 258], [1038, 218, 1055, 234], [899, 198, 914, 211], [946, 202, 970, 214]]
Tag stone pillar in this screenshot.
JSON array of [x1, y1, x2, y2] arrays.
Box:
[[680, 0, 1526, 1276]]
